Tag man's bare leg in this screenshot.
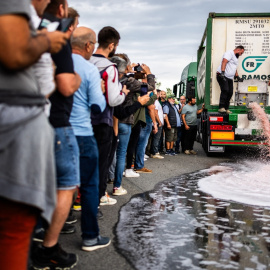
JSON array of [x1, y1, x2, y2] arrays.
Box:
[[43, 189, 75, 247]]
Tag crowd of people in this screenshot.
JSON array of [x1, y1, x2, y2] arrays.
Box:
[[0, 0, 203, 269]]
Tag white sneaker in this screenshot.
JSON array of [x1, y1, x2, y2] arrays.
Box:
[[113, 186, 127, 196], [218, 108, 226, 113], [144, 154, 149, 159], [125, 169, 140, 178], [190, 150, 197, 155], [144, 158, 147, 161], [100, 192, 117, 206], [152, 153, 164, 159]]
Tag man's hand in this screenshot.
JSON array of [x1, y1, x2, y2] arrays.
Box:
[[122, 85, 130, 96], [41, 29, 69, 54], [153, 122, 158, 134], [141, 64, 151, 75], [234, 75, 243, 82], [185, 124, 190, 130], [152, 89, 157, 95], [138, 94, 150, 105], [167, 124, 171, 130], [158, 121, 162, 127], [220, 71, 226, 82]]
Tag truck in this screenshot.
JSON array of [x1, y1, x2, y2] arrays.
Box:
[[173, 62, 197, 99], [176, 13, 270, 155]]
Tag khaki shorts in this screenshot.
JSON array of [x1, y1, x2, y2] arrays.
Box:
[[165, 127, 177, 142]]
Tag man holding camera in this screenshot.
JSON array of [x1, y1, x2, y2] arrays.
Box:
[[217, 45, 245, 114], [125, 63, 157, 176]]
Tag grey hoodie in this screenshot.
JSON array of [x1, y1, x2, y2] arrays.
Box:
[[90, 54, 125, 126]]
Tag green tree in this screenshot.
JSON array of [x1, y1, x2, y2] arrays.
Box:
[[155, 80, 161, 89], [166, 88, 173, 95]]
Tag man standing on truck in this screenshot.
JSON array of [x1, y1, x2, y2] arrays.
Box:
[[216, 45, 245, 114]]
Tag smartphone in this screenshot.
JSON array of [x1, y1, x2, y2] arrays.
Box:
[[60, 18, 74, 32], [140, 84, 148, 96], [38, 13, 74, 32]]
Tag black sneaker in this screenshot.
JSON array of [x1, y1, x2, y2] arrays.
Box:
[[33, 228, 45, 242], [31, 243, 78, 270], [165, 150, 171, 155], [82, 235, 111, 251], [107, 178, 114, 184], [65, 211, 77, 225], [60, 223, 75, 234]]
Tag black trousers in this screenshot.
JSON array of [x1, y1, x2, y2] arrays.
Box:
[[126, 122, 141, 169], [93, 124, 116, 199], [182, 125, 197, 151], [217, 74, 233, 110]]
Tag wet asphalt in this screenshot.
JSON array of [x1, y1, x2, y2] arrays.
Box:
[[58, 142, 251, 270]]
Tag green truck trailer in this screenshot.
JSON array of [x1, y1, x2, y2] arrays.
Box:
[[176, 12, 270, 155]]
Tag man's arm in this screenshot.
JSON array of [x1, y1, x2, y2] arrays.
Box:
[[164, 114, 171, 129], [0, 15, 68, 70], [145, 94, 157, 107], [181, 114, 190, 130], [141, 64, 155, 91], [221, 58, 229, 72], [107, 66, 126, 107], [197, 104, 205, 114], [148, 104, 158, 134], [155, 109, 162, 127], [55, 72, 81, 97], [163, 105, 171, 129]]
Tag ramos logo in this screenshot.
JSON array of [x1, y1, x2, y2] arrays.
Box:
[[242, 56, 268, 73]]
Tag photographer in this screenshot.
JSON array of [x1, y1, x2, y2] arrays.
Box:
[[109, 56, 150, 196], [124, 63, 157, 175]]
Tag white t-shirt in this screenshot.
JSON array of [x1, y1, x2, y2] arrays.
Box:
[[217, 50, 238, 80], [155, 100, 164, 126]]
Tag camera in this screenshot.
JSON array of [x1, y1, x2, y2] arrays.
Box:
[[119, 75, 129, 86], [134, 64, 145, 80], [134, 64, 144, 72]]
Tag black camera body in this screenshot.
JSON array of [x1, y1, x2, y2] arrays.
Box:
[[134, 64, 144, 72], [134, 64, 145, 80]]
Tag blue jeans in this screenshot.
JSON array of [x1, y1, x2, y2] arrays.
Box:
[[108, 152, 116, 180], [54, 127, 80, 190], [135, 122, 152, 169], [76, 136, 99, 240], [150, 126, 162, 155], [114, 123, 131, 188]]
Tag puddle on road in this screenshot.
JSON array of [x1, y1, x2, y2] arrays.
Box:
[[115, 160, 270, 270]]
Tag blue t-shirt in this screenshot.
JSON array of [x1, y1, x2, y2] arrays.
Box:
[[70, 54, 106, 136], [145, 92, 154, 123], [163, 104, 181, 127]]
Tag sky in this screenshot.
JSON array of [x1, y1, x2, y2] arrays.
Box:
[[68, 0, 269, 90]]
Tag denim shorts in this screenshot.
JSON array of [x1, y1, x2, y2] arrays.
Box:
[[54, 126, 80, 190]]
